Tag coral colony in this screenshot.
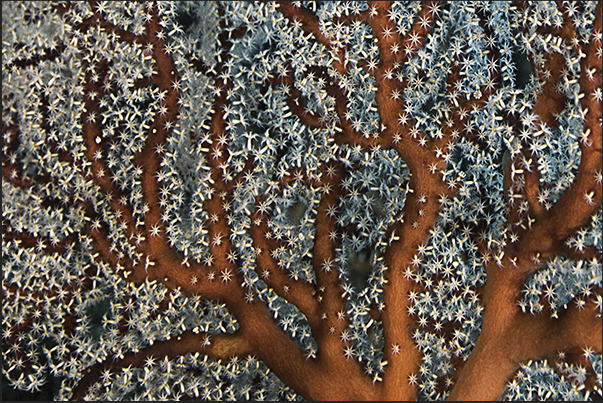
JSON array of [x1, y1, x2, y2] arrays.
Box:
[[2, 1, 602, 401]]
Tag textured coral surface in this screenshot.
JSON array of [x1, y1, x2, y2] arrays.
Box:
[[2, 1, 602, 401]]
